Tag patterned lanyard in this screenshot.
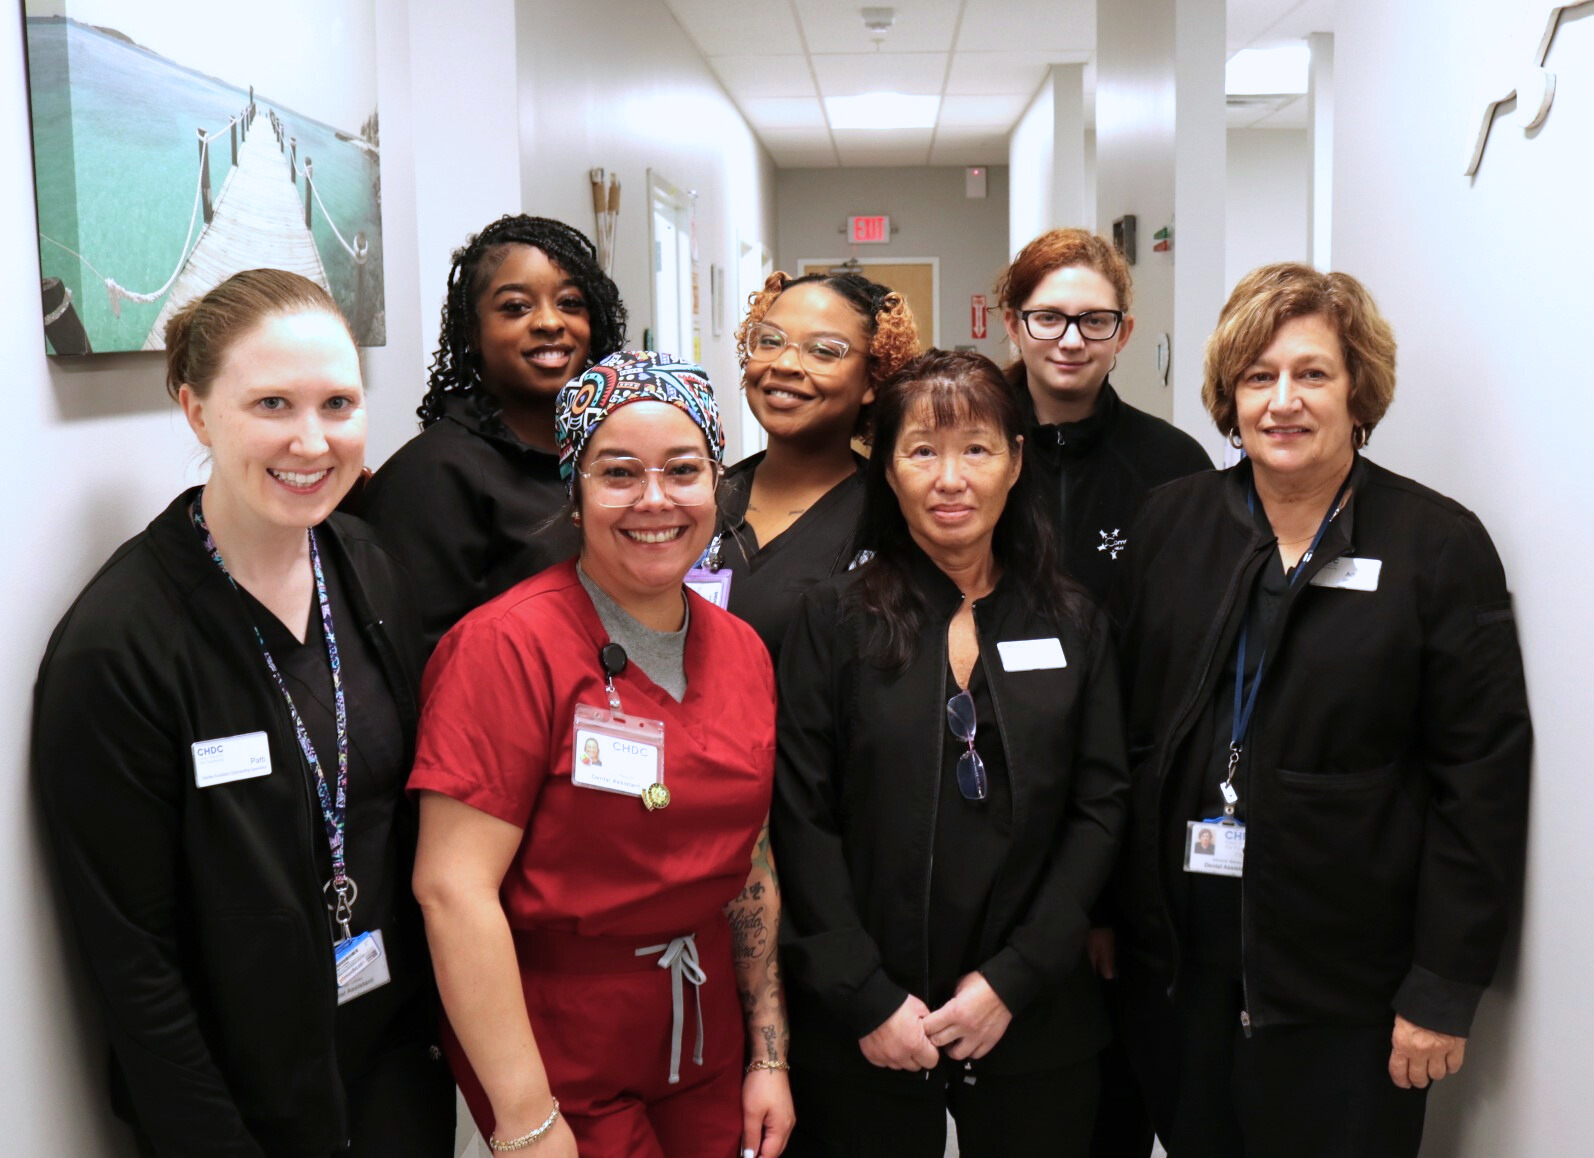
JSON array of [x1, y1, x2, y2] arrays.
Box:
[[191, 495, 356, 938]]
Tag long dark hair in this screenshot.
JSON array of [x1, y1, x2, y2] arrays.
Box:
[[417, 215, 627, 429], [846, 349, 1086, 668]]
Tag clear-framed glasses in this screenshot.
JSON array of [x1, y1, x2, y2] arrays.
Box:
[[946, 688, 988, 802], [577, 455, 723, 508], [744, 322, 853, 374], [1017, 308, 1125, 342]]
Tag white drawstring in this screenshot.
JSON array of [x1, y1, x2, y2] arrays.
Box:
[[635, 933, 706, 1083]]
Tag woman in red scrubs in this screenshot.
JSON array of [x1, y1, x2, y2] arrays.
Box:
[[410, 351, 794, 1158]]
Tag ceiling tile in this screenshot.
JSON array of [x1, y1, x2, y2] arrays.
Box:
[[833, 135, 933, 166], [757, 127, 839, 168], [662, 0, 805, 58], [1229, 0, 1336, 52], [740, 96, 829, 129], [954, 0, 1094, 53], [928, 139, 1010, 166], [937, 93, 1033, 127], [945, 51, 1077, 95], [708, 54, 816, 99], [794, 0, 963, 53], [1247, 95, 1309, 128], [811, 52, 948, 97]]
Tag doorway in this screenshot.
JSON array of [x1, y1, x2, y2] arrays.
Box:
[[798, 258, 939, 347], [648, 171, 693, 360]]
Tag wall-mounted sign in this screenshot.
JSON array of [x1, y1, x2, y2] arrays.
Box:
[[971, 294, 987, 340], [848, 215, 891, 244]]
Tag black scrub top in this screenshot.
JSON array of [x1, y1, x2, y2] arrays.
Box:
[[363, 392, 578, 652], [239, 548, 431, 1075], [709, 451, 867, 663], [927, 656, 1013, 1009]]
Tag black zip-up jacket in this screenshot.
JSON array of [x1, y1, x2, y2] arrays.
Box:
[[1028, 381, 1212, 602], [363, 392, 576, 651], [1116, 457, 1531, 1036], [771, 548, 1129, 1075], [33, 490, 426, 1158]]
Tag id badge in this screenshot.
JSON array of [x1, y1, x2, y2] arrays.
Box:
[[1184, 820, 1245, 878], [572, 703, 667, 804], [684, 567, 732, 608], [334, 929, 391, 1005]]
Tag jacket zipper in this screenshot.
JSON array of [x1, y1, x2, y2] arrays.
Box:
[[921, 602, 953, 1081], [1153, 537, 1269, 999]]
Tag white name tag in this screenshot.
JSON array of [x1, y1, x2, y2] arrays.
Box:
[[1184, 820, 1245, 877], [191, 731, 272, 788], [996, 638, 1067, 672], [571, 705, 666, 798], [335, 929, 391, 1005], [1309, 557, 1381, 592]]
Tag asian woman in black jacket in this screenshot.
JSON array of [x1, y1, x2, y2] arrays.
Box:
[[770, 349, 1130, 1157], [34, 270, 453, 1157]]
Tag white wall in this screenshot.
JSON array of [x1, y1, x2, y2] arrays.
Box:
[[1225, 128, 1308, 291], [1008, 68, 1097, 257], [775, 165, 1012, 364], [514, 0, 778, 455], [1332, 2, 1594, 1153], [1, 2, 436, 1151]]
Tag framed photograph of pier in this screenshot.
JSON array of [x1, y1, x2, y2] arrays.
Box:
[[24, 0, 386, 355]]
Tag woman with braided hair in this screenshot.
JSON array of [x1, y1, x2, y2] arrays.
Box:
[[364, 214, 628, 650], [699, 271, 919, 663]]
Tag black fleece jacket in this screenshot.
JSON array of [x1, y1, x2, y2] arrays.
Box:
[[1027, 381, 1212, 603], [34, 490, 426, 1158], [1116, 457, 1531, 1035], [771, 547, 1129, 1076]]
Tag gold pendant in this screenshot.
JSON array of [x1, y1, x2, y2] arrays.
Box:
[[642, 782, 671, 811]]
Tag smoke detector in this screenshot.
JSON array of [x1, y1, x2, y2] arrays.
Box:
[[861, 6, 895, 49]]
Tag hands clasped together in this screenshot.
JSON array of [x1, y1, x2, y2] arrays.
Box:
[[858, 973, 1013, 1071]]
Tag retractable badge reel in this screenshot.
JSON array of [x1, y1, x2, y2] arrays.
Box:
[[572, 643, 671, 810], [684, 532, 733, 608]]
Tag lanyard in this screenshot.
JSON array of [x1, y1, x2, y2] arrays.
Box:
[[191, 495, 356, 938], [1222, 474, 1353, 815]]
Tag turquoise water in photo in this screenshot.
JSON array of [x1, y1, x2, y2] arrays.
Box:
[[27, 18, 384, 352]]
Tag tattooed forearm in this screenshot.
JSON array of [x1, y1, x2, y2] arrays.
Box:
[[727, 820, 790, 1063]]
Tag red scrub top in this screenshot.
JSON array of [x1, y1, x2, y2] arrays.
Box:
[[409, 560, 776, 937]]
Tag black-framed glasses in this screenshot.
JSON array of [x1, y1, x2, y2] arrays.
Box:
[[1017, 308, 1125, 342], [744, 322, 854, 374], [946, 689, 988, 802]]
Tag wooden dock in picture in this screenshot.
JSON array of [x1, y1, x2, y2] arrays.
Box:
[[144, 109, 330, 349]]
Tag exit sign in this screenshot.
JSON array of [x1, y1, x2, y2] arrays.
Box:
[[848, 215, 891, 244]]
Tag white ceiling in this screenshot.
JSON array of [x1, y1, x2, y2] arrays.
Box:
[[662, 0, 1334, 167]]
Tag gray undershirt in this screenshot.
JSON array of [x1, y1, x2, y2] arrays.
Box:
[[577, 565, 689, 702]]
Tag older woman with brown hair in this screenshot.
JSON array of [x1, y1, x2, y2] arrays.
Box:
[[1113, 263, 1532, 1156]]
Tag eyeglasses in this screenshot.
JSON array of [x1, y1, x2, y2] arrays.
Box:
[[577, 456, 723, 508], [744, 322, 854, 374], [946, 689, 988, 802], [1016, 308, 1125, 342]]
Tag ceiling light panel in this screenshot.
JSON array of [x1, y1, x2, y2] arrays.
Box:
[[825, 93, 942, 129], [1225, 44, 1310, 94], [937, 93, 1034, 127], [739, 97, 830, 129]]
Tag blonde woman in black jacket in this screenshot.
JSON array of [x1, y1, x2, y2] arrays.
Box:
[[771, 350, 1129, 1157], [1114, 264, 1531, 1157], [34, 270, 453, 1157]]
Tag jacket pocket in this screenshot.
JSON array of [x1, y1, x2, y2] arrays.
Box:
[[1257, 758, 1423, 999]]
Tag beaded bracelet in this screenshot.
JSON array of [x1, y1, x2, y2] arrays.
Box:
[[745, 1059, 791, 1074], [487, 1098, 561, 1151]]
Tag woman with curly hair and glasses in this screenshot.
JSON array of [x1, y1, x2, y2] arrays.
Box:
[[695, 271, 918, 662], [363, 214, 627, 650]]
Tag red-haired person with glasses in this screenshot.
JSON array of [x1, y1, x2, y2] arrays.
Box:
[[771, 350, 1128, 1157]]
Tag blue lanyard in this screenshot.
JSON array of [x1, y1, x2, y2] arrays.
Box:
[[191, 495, 355, 936], [1222, 475, 1353, 814]]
